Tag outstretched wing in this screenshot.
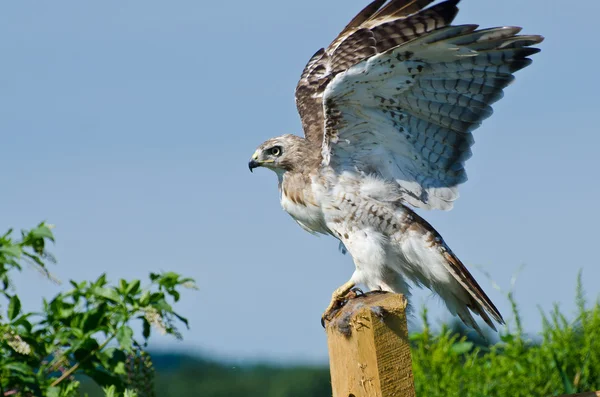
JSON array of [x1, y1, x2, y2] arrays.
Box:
[[296, 0, 443, 145], [295, 0, 543, 210]]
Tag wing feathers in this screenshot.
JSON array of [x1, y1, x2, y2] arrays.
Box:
[[372, 1, 459, 51], [296, 1, 542, 210], [299, 48, 326, 82], [334, 0, 387, 44], [370, 0, 435, 22], [331, 29, 377, 73], [322, 19, 541, 209], [399, 95, 493, 123], [296, 0, 460, 145]]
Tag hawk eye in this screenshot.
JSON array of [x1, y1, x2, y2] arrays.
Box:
[[269, 146, 282, 156]]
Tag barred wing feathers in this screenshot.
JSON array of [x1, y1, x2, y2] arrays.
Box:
[[323, 24, 542, 209], [295, 0, 543, 210], [295, 0, 456, 145]]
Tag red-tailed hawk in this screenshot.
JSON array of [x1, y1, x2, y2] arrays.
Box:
[[249, 0, 542, 333]]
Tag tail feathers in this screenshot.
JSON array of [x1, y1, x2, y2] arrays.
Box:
[[456, 308, 483, 335], [404, 210, 505, 332], [468, 299, 497, 332], [456, 309, 485, 337], [447, 292, 497, 337], [442, 250, 505, 328]]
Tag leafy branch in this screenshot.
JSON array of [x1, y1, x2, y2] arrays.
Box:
[[0, 223, 196, 397]]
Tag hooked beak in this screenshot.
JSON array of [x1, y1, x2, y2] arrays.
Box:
[[249, 149, 262, 173], [248, 159, 260, 172]]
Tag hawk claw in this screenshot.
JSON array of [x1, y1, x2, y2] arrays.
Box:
[[350, 287, 364, 296], [320, 281, 358, 328], [321, 300, 345, 328]]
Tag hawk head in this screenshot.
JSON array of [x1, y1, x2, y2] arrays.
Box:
[[248, 134, 320, 174]]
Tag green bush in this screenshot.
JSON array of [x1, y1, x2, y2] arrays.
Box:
[[0, 223, 195, 397], [411, 272, 600, 397]]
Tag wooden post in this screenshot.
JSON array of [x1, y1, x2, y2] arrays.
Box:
[[325, 292, 415, 397]]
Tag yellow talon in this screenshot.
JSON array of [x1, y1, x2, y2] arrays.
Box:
[[321, 280, 356, 326]]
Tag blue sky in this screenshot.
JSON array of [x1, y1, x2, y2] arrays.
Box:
[[2, 0, 599, 363]]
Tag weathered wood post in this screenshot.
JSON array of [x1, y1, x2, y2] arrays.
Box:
[[324, 292, 415, 397], [325, 294, 600, 397]]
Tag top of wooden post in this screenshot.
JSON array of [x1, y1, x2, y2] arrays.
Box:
[[325, 292, 415, 397]]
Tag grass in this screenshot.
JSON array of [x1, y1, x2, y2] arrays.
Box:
[[412, 271, 600, 397]]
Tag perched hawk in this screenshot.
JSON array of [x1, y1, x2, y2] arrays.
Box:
[[249, 0, 542, 333]]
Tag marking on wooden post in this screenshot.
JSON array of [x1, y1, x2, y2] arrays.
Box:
[[325, 292, 415, 397]]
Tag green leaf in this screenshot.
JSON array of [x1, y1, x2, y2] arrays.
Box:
[[450, 341, 473, 355], [153, 297, 172, 312], [22, 251, 43, 264], [113, 360, 127, 375], [11, 313, 33, 332], [3, 361, 34, 375], [125, 279, 141, 296], [142, 318, 151, 340], [500, 333, 515, 343], [139, 290, 150, 306], [124, 389, 139, 397], [82, 303, 108, 332], [168, 289, 181, 302], [553, 351, 576, 394], [173, 311, 190, 328], [116, 325, 134, 351], [159, 271, 180, 285], [107, 348, 128, 374], [0, 245, 22, 258], [69, 279, 87, 290], [71, 327, 84, 339], [73, 337, 100, 363], [8, 294, 21, 320], [30, 224, 55, 241], [93, 287, 120, 303], [46, 386, 61, 397], [93, 273, 108, 288], [103, 385, 117, 397]]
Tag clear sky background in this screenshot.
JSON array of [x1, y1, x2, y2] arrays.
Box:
[[2, 0, 599, 364]]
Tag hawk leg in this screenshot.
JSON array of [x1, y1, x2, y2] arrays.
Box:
[[321, 280, 356, 326]]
